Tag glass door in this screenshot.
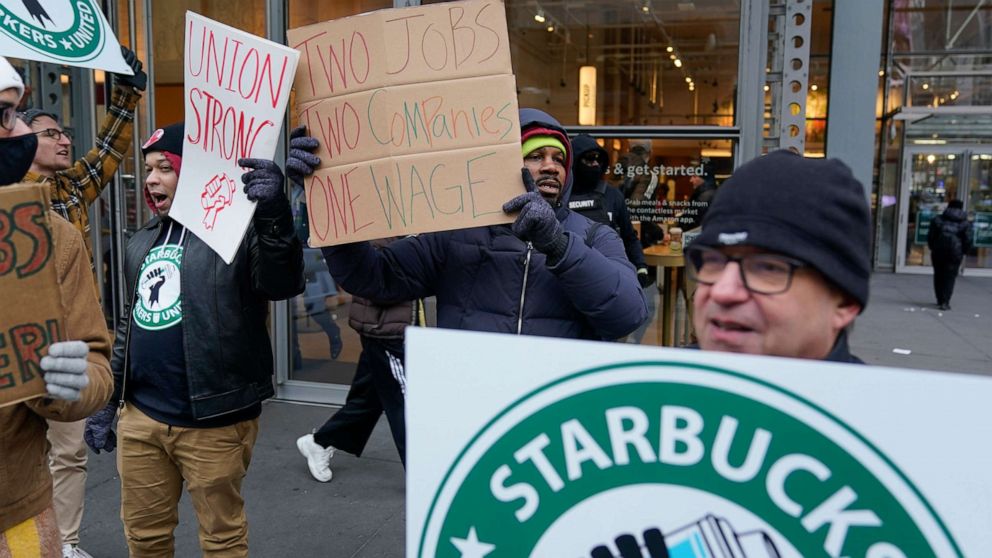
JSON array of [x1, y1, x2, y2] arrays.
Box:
[[898, 146, 992, 276], [964, 150, 992, 273]]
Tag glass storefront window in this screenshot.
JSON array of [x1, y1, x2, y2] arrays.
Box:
[[492, 0, 741, 127]]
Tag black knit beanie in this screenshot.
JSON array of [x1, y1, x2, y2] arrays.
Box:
[[141, 122, 184, 157], [694, 150, 871, 309]]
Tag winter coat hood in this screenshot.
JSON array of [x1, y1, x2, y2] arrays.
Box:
[[942, 206, 967, 222], [519, 108, 574, 208]]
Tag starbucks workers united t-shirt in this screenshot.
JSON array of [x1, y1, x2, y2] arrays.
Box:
[[127, 220, 258, 427]]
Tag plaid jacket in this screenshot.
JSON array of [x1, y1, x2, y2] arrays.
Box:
[[24, 85, 140, 257]]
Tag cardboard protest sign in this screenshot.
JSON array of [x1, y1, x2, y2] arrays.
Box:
[[169, 12, 299, 264], [406, 328, 992, 557], [0, 0, 132, 73], [0, 184, 63, 408], [287, 0, 520, 246]]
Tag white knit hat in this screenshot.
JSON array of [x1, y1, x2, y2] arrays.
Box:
[[0, 57, 24, 100]]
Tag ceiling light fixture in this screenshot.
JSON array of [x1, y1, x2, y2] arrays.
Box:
[[534, 9, 546, 23], [673, 58, 682, 68]]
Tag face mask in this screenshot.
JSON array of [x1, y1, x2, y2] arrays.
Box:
[[573, 161, 602, 191], [0, 133, 38, 186]]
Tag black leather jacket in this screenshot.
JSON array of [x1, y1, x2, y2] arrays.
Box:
[[111, 203, 304, 420]]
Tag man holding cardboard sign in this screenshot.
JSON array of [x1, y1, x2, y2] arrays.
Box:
[[321, 109, 646, 340], [0, 56, 112, 556]]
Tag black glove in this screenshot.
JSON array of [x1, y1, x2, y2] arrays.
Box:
[[239, 158, 287, 212], [637, 267, 654, 288], [286, 125, 321, 186], [503, 169, 568, 264], [114, 46, 147, 91], [84, 402, 118, 454]]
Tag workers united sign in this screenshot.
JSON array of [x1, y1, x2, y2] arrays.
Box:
[[0, 0, 131, 73], [406, 330, 992, 557]]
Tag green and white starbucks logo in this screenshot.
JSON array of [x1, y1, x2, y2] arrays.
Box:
[[419, 363, 961, 558], [133, 244, 183, 331], [0, 1, 106, 62]]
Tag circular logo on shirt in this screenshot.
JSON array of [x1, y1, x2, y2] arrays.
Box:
[[418, 363, 960, 557], [0, 0, 106, 62], [133, 244, 183, 331]]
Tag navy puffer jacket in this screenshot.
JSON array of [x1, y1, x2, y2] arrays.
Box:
[[322, 109, 647, 340]]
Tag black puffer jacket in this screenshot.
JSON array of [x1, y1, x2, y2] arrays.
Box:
[[111, 204, 304, 420], [927, 206, 973, 264]]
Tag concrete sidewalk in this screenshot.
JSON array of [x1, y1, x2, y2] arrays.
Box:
[[75, 272, 991, 557]]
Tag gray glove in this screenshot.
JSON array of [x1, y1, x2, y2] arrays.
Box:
[[114, 46, 147, 91], [84, 402, 118, 454], [503, 169, 568, 263], [239, 158, 287, 212], [286, 125, 321, 186], [40, 341, 90, 401]]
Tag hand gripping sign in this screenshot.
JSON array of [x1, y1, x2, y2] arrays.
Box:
[[167, 12, 299, 264]]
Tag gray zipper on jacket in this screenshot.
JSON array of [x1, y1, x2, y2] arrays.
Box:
[[516, 242, 533, 335]]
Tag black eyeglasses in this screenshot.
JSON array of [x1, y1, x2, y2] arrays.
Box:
[[686, 246, 806, 295], [34, 128, 73, 141], [0, 104, 15, 131]]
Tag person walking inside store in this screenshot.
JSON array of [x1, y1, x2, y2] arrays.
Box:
[[0, 55, 113, 558], [689, 149, 871, 362], [18, 45, 145, 558], [318, 108, 646, 343], [927, 199, 973, 311], [82, 123, 307, 556]]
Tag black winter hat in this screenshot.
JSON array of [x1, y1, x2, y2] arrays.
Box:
[[141, 122, 184, 157], [694, 150, 871, 309], [570, 134, 609, 170]]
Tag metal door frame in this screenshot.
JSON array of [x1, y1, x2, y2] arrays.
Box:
[[897, 144, 992, 276]]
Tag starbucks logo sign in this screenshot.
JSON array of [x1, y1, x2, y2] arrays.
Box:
[[0, 1, 107, 63], [419, 363, 961, 557], [133, 244, 183, 331]]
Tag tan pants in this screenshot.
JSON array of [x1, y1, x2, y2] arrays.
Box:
[[117, 404, 259, 558], [46, 418, 87, 546], [0, 505, 60, 558]]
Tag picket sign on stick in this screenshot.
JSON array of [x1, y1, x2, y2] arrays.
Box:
[[0, 0, 132, 73], [169, 12, 299, 264], [286, 0, 521, 246], [0, 185, 63, 409]]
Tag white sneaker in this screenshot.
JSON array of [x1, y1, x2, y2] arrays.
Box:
[[296, 433, 334, 482], [62, 544, 94, 558]]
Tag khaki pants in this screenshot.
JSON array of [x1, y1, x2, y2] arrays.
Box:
[[117, 404, 259, 558], [46, 418, 87, 546]]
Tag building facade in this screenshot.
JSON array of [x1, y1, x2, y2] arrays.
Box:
[[9, 0, 990, 404]]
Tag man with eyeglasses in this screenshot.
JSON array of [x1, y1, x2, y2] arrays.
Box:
[[19, 46, 146, 263], [686, 149, 870, 362], [17, 47, 146, 558]]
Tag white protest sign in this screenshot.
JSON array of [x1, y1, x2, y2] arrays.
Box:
[[406, 328, 992, 557], [0, 0, 131, 73], [169, 12, 299, 264]]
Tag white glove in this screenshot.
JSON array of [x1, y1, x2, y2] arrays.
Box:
[[40, 341, 90, 401]]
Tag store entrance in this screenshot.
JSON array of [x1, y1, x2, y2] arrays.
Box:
[[897, 145, 992, 275]]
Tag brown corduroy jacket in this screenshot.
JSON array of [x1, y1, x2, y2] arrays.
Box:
[[0, 209, 112, 533]]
